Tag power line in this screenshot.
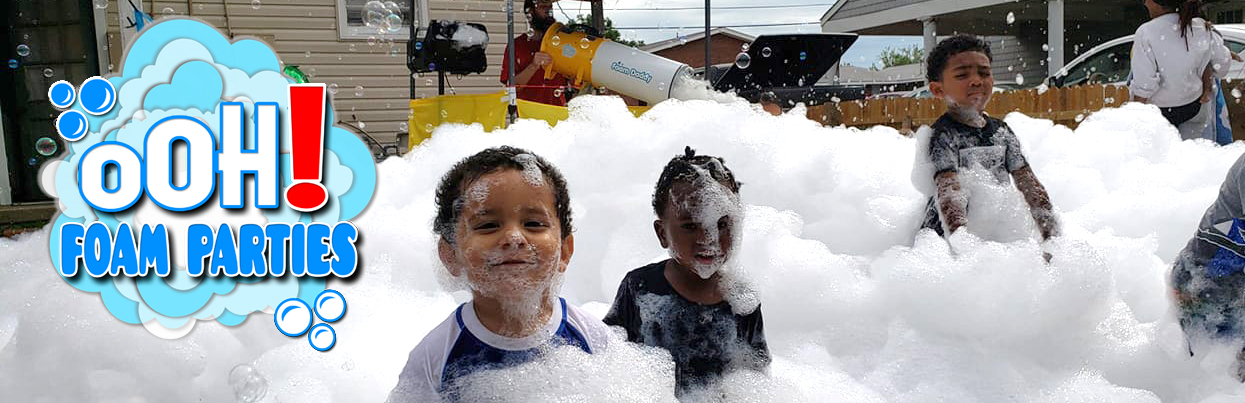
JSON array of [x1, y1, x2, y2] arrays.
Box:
[[616, 22, 822, 30], [601, 3, 834, 11]]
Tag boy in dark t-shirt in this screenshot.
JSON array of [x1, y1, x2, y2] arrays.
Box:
[[918, 35, 1059, 244], [604, 147, 770, 398]]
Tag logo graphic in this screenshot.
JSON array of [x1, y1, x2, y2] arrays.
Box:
[[274, 289, 346, 351], [41, 18, 377, 342], [610, 61, 653, 84]]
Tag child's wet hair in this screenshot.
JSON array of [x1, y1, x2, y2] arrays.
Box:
[[925, 34, 993, 82], [434, 146, 573, 244], [652, 146, 742, 217]]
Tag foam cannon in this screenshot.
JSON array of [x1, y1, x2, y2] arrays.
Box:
[[539, 22, 692, 104]]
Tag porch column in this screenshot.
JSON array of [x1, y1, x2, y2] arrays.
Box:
[[1048, 0, 1065, 77], [922, 17, 936, 85]]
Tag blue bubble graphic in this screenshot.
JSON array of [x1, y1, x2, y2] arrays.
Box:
[[7, 59, 17, 69], [308, 323, 336, 351], [314, 289, 345, 322], [56, 110, 88, 141], [79, 76, 117, 115], [274, 298, 313, 337], [49, 80, 76, 109]]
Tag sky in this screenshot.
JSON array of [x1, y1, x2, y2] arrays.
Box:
[[551, 0, 923, 68]]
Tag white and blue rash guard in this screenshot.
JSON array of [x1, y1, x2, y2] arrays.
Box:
[[386, 298, 611, 402]]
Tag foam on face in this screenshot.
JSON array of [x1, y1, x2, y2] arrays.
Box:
[[7, 96, 1245, 401], [513, 153, 547, 188]]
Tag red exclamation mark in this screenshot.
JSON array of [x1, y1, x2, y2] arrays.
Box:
[[286, 84, 328, 212]]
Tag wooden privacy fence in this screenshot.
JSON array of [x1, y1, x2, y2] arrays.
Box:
[[807, 84, 1134, 130]]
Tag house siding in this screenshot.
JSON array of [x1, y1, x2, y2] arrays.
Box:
[[104, 0, 517, 144]]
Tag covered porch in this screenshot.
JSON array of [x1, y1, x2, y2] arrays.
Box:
[[821, 0, 1149, 80]]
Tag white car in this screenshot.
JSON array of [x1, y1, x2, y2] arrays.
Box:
[[1047, 24, 1245, 87]]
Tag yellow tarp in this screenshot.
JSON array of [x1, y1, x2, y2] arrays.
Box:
[[408, 92, 651, 150]]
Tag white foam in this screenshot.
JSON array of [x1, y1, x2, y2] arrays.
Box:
[[4, 96, 1245, 401]]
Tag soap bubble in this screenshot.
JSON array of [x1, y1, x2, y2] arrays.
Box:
[[251, 0, 260, 10], [228, 364, 268, 403], [328, 83, 339, 94], [15, 44, 30, 57], [1006, 11, 1016, 24], [42, 67, 53, 78], [354, 85, 364, 97], [363, 0, 387, 29], [35, 137, 58, 156], [735, 53, 751, 69], [761, 47, 772, 58], [551, 36, 561, 46]]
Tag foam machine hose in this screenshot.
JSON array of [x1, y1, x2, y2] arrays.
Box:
[[540, 22, 693, 104]]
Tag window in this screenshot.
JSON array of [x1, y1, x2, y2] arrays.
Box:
[[1060, 43, 1131, 87], [336, 0, 428, 40], [1217, 10, 1244, 24], [1226, 41, 1245, 54]]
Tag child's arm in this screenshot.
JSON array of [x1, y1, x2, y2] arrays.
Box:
[[929, 128, 968, 235], [1202, 64, 1216, 104], [1014, 166, 1059, 241], [935, 171, 969, 235], [602, 276, 642, 342], [745, 307, 771, 370]]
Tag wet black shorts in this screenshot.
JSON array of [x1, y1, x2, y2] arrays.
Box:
[[1160, 99, 1203, 127]]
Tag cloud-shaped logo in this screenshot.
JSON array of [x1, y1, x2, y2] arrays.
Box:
[[41, 18, 377, 339]]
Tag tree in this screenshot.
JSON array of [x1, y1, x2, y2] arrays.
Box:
[[877, 45, 924, 69], [570, 15, 645, 48]]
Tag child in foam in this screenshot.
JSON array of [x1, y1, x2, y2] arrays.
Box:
[[387, 146, 610, 402], [604, 147, 770, 399], [917, 35, 1059, 245], [1171, 152, 1245, 380]]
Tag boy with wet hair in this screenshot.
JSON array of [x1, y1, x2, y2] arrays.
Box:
[[919, 35, 1060, 244], [604, 146, 770, 398], [388, 146, 610, 402]]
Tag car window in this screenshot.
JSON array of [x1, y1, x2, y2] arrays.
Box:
[[1228, 40, 1245, 54], [1061, 43, 1132, 86]]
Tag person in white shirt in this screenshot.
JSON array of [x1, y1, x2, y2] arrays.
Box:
[[1129, 0, 1233, 140]]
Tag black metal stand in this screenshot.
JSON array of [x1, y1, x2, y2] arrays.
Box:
[[438, 70, 446, 95]]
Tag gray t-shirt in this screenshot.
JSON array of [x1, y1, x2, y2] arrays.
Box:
[[1181, 153, 1245, 267], [920, 114, 1030, 235], [929, 114, 1029, 183]]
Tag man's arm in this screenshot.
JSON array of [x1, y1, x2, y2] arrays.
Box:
[[504, 52, 552, 88], [1013, 165, 1058, 240], [935, 171, 969, 235]]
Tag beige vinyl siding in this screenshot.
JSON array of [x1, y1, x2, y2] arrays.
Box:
[[104, 0, 516, 144], [987, 36, 1046, 87]]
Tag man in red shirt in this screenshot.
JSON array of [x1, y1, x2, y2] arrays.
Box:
[[501, 0, 570, 106]]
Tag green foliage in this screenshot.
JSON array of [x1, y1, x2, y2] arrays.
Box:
[[878, 45, 924, 69]]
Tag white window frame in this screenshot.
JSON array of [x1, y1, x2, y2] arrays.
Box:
[[335, 0, 430, 40]]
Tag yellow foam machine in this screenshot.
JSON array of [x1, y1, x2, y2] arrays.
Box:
[[540, 22, 693, 104]]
